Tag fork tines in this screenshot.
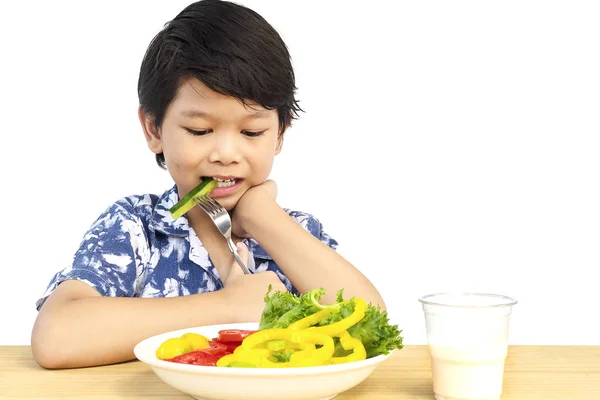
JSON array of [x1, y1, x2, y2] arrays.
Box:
[[193, 195, 221, 215]]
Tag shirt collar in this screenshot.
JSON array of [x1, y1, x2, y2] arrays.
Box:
[[148, 184, 189, 237], [148, 184, 273, 260]]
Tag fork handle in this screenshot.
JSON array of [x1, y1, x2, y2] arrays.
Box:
[[227, 238, 251, 275]]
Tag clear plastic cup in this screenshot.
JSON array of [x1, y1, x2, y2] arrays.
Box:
[[418, 293, 518, 400]]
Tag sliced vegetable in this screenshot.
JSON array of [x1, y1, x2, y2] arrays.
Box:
[[266, 339, 287, 351], [217, 329, 335, 368], [259, 287, 332, 330], [163, 339, 231, 366], [169, 179, 218, 220], [202, 340, 230, 357], [218, 329, 257, 343], [181, 333, 210, 350], [260, 288, 404, 358], [288, 298, 367, 336], [330, 331, 366, 364], [156, 337, 192, 360], [156, 332, 210, 360], [330, 299, 404, 358], [217, 301, 369, 368], [212, 339, 243, 353], [167, 350, 219, 366]]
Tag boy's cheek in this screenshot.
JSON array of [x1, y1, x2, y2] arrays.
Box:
[[169, 167, 201, 198]]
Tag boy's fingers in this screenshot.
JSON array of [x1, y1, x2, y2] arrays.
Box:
[[262, 179, 278, 201], [230, 241, 249, 276]]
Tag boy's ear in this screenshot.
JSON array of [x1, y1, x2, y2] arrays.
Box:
[[275, 127, 287, 155], [138, 107, 163, 154]]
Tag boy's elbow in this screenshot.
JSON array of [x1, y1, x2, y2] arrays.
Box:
[[31, 327, 68, 369], [31, 316, 77, 369], [32, 346, 65, 370]]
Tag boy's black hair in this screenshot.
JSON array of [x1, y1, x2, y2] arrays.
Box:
[[138, 0, 302, 168]]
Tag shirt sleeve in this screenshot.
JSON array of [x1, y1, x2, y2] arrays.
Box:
[[287, 210, 339, 251], [35, 202, 146, 311]]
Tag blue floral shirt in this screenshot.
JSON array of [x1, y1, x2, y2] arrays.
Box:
[[36, 185, 338, 310]]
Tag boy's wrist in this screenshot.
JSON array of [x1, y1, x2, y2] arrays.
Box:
[[237, 194, 280, 238], [207, 288, 238, 322], [234, 182, 279, 236]]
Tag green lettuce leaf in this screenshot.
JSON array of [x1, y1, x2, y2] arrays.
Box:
[[259, 286, 336, 329], [258, 287, 403, 358]]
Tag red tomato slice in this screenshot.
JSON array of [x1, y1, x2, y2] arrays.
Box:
[[203, 340, 229, 357], [223, 340, 242, 353], [217, 329, 257, 342], [212, 339, 242, 353], [166, 340, 233, 366], [167, 350, 219, 366]]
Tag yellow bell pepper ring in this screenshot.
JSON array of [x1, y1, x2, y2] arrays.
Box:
[[287, 304, 343, 331], [180, 333, 210, 350], [329, 330, 366, 364], [217, 348, 281, 368], [155, 332, 210, 360], [218, 328, 335, 368], [289, 298, 367, 337], [241, 329, 333, 351], [217, 297, 371, 368], [155, 337, 191, 360]]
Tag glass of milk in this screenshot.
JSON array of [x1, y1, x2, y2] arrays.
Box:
[[419, 293, 518, 400]]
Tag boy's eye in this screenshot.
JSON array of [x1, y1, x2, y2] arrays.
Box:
[[185, 128, 265, 137], [186, 128, 212, 136], [242, 130, 266, 137]]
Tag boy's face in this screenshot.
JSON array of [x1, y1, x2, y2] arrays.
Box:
[[142, 78, 283, 211]]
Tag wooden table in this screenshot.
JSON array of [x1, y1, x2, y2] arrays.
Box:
[[1, 345, 598, 399]]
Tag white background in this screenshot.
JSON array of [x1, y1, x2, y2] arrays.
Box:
[[1, 0, 599, 346]]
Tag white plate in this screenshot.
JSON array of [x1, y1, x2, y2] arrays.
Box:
[[134, 322, 392, 400]]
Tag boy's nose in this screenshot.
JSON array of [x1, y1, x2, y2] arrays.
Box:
[[207, 133, 241, 165]]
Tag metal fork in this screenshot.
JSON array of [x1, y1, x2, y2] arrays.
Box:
[[193, 195, 251, 275]]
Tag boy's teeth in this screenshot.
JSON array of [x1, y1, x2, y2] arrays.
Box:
[[215, 178, 237, 188]]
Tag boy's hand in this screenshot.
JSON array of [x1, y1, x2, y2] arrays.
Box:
[[223, 242, 287, 322], [231, 179, 278, 238]]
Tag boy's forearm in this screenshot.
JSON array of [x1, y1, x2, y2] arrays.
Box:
[[32, 289, 232, 369], [244, 201, 386, 308]]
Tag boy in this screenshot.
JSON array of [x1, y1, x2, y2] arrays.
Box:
[[31, 0, 385, 369]]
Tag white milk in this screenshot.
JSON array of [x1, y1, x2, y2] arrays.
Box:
[[419, 293, 517, 400], [429, 343, 508, 400]]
